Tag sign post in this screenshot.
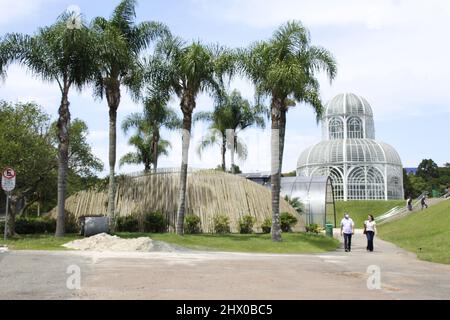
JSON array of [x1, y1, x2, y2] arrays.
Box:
[[2, 168, 16, 240]]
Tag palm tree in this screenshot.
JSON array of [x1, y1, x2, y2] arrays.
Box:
[[90, 0, 169, 230], [1, 13, 97, 237], [121, 98, 181, 172], [146, 36, 236, 235], [241, 21, 337, 242], [284, 195, 303, 214], [195, 90, 265, 172], [120, 133, 172, 172]]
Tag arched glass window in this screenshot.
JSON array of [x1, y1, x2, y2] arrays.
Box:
[[313, 166, 344, 200], [348, 117, 363, 139], [348, 166, 385, 200], [329, 118, 344, 140]]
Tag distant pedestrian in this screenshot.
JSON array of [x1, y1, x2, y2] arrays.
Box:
[[407, 197, 413, 211], [364, 215, 377, 252], [340, 213, 355, 253], [421, 196, 428, 210]]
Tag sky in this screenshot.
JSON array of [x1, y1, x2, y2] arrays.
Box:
[[0, 0, 449, 177]]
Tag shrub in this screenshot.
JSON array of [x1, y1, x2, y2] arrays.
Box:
[[116, 215, 139, 233], [280, 212, 298, 233], [144, 212, 166, 233], [65, 214, 80, 234], [238, 215, 256, 234], [213, 215, 231, 234], [18, 215, 79, 235], [185, 215, 202, 234], [1, 217, 57, 235], [305, 223, 321, 234], [261, 218, 272, 234]]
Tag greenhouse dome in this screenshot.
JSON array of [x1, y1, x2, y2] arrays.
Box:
[[297, 93, 404, 201]]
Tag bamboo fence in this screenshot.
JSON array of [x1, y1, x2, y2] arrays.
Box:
[[51, 170, 304, 233]]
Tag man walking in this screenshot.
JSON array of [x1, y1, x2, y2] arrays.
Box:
[[421, 196, 429, 210], [341, 213, 355, 252]]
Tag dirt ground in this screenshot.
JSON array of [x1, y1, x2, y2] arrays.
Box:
[[1, 230, 449, 300]]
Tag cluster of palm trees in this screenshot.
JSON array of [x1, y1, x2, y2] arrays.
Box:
[[0, 0, 337, 242]]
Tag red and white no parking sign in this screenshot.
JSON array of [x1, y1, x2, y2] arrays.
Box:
[[1, 167, 16, 192]]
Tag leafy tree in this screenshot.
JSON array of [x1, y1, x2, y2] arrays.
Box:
[[2, 13, 97, 236], [403, 169, 414, 199], [195, 90, 265, 172], [0, 102, 103, 237], [408, 175, 429, 198], [0, 102, 55, 237], [417, 159, 439, 180], [240, 21, 337, 241], [146, 35, 236, 235], [90, 0, 169, 230]]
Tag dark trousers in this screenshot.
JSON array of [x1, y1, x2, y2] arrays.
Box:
[[366, 231, 375, 252], [344, 233, 352, 251]]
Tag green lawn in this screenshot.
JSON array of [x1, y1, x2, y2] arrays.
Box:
[[0, 234, 82, 251], [118, 233, 340, 254], [0, 233, 339, 254], [335, 200, 405, 228], [379, 200, 450, 265]]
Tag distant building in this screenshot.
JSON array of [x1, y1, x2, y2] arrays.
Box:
[[405, 168, 418, 175], [240, 172, 271, 186], [297, 93, 404, 201]]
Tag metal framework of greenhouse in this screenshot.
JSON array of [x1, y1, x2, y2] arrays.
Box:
[[281, 176, 337, 228], [297, 93, 404, 202]]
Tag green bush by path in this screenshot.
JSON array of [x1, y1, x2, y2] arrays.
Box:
[[379, 200, 450, 265], [213, 215, 231, 234], [238, 215, 256, 234], [280, 212, 298, 232], [261, 218, 272, 234], [335, 200, 405, 228], [185, 215, 202, 234], [0, 216, 79, 235], [143, 212, 166, 233], [116, 216, 139, 233]]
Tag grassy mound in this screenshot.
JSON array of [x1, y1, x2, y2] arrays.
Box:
[[335, 200, 405, 227], [379, 200, 450, 265]]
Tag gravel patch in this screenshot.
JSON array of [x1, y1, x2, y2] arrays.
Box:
[[63, 233, 153, 252], [63, 233, 190, 253]]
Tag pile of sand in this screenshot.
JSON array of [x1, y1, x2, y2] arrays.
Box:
[[63, 233, 154, 252]]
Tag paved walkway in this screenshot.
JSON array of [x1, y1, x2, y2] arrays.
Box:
[[1, 230, 449, 300]]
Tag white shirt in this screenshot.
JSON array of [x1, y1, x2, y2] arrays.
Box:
[[365, 220, 376, 232], [341, 218, 354, 234]]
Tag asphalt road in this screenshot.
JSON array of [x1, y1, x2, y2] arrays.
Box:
[[1, 230, 449, 300]]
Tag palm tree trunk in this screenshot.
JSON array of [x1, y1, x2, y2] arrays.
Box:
[[271, 97, 283, 242], [221, 135, 227, 172], [230, 132, 236, 174], [153, 129, 160, 174], [176, 96, 194, 235], [55, 87, 70, 237], [279, 110, 287, 174], [106, 82, 121, 232]]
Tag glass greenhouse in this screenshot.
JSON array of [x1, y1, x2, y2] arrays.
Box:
[[297, 93, 404, 201], [281, 176, 336, 227]]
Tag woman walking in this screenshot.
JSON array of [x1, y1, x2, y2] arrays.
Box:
[[364, 215, 377, 252]]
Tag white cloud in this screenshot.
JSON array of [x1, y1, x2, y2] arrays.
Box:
[[192, 0, 450, 30], [0, 0, 57, 27]]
